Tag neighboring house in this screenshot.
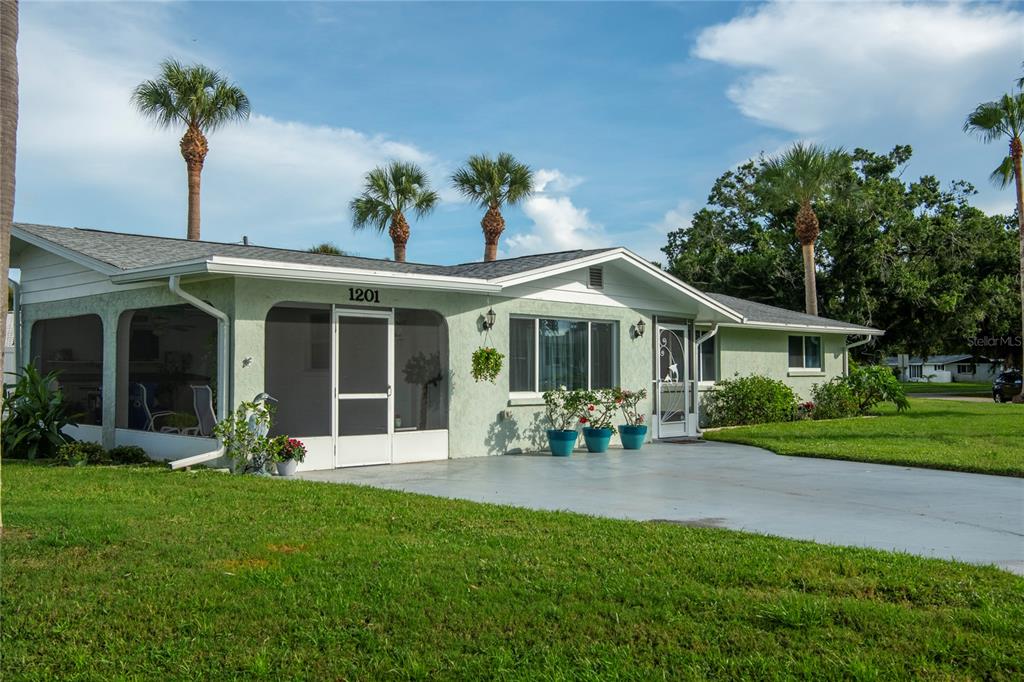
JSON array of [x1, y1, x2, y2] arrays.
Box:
[[9, 223, 882, 470], [884, 354, 1004, 383]]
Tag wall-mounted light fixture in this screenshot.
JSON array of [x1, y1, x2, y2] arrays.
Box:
[[482, 307, 497, 331], [633, 319, 646, 339]]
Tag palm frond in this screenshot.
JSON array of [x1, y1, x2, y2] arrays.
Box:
[[132, 57, 250, 132], [761, 142, 847, 206], [351, 160, 437, 230], [451, 153, 534, 208], [349, 194, 393, 233], [989, 155, 1015, 189]]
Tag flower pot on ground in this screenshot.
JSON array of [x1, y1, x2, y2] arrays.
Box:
[[613, 387, 649, 451], [273, 437, 306, 476], [277, 458, 298, 476], [582, 427, 614, 453], [618, 424, 648, 450], [546, 429, 579, 457]]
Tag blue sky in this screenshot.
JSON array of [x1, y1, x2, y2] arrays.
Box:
[[13, 1, 1024, 264]]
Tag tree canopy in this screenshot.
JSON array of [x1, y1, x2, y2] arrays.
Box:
[[662, 145, 1021, 363]]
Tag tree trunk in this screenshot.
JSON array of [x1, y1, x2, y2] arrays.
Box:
[[179, 126, 208, 241], [389, 210, 409, 262], [0, 0, 19, 531], [795, 200, 820, 316], [482, 203, 505, 262], [1011, 135, 1024, 400]]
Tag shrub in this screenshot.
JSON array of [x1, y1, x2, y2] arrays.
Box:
[[810, 379, 860, 420], [2, 364, 79, 459], [542, 386, 588, 431], [847, 364, 910, 413], [577, 388, 618, 431], [703, 375, 798, 427], [612, 387, 648, 426], [55, 441, 108, 466], [109, 445, 151, 464], [213, 400, 278, 474]]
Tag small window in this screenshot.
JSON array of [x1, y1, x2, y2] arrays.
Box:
[[587, 267, 604, 289], [788, 335, 823, 370], [957, 364, 970, 374], [908, 365, 923, 379], [932, 364, 943, 372], [698, 332, 717, 382]]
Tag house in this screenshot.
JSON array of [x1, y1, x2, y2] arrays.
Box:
[[9, 223, 882, 471], [884, 354, 1003, 383]]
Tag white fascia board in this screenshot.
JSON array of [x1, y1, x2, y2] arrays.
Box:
[[12, 227, 121, 276], [491, 248, 745, 322], [714, 321, 885, 335], [113, 256, 501, 293]]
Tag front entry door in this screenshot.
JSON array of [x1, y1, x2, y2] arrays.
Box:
[[655, 323, 689, 439], [334, 310, 393, 466]]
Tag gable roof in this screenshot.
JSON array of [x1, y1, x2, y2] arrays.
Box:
[[705, 293, 882, 334], [883, 354, 993, 366]]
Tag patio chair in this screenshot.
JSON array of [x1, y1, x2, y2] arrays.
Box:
[[128, 383, 177, 433], [190, 385, 217, 437]]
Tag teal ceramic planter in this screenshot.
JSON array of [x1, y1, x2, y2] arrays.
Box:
[[582, 427, 613, 453], [547, 429, 578, 457], [618, 424, 648, 450]]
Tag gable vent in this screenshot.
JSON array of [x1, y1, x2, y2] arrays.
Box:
[[587, 266, 604, 289]]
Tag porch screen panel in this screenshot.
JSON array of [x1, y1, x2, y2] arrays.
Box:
[[30, 315, 103, 425], [589, 322, 617, 389], [509, 318, 535, 392], [265, 306, 331, 437], [395, 309, 448, 431], [539, 319, 588, 390]]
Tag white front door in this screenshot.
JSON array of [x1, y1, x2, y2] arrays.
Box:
[[334, 310, 393, 466], [655, 323, 689, 439]]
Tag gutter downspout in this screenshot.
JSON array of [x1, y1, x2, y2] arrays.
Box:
[[9, 277, 20, 371], [167, 275, 229, 470], [844, 335, 874, 376], [693, 324, 720, 436]]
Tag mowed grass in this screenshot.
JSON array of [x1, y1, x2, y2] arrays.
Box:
[[901, 382, 991, 395], [704, 398, 1023, 477], [2, 463, 1023, 680]]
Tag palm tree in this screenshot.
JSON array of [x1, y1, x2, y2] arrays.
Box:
[[451, 153, 534, 262], [132, 59, 250, 241], [761, 142, 847, 316], [0, 0, 20, 530], [350, 161, 438, 263], [965, 90, 1024, 394], [308, 242, 348, 256]]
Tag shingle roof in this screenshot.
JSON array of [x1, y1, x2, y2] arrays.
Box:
[[14, 223, 616, 280], [705, 292, 881, 333]]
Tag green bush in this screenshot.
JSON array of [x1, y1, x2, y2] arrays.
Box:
[[810, 379, 861, 420], [109, 445, 151, 464], [55, 441, 108, 466], [847, 364, 910, 412], [2, 364, 79, 459], [703, 375, 798, 427]]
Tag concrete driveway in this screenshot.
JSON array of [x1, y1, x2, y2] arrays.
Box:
[[297, 441, 1024, 574]]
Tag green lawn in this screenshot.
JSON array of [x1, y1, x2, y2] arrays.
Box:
[[705, 398, 1023, 477], [901, 381, 992, 395], [2, 463, 1022, 679]]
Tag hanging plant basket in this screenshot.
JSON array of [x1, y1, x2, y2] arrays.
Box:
[[471, 347, 504, 383]]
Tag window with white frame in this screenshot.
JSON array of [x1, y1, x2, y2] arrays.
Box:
[[956, 364, 971, 374], [697, 331, 717, 382], [908, 365, 923, 379], [932, 364, 944, 372], [509, 317, 618, 393], [788, 335, 822, 370]]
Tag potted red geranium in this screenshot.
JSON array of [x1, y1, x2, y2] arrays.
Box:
[[613, 387, 648, 450], [274, 437, 307, 476]]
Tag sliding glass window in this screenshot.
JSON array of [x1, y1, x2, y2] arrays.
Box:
[[509, 317, 618, 393]]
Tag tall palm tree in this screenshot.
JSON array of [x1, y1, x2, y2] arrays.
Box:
[[132, 59, 249, 241], [350, 161, 438, 263], [451, 153, 534, 262], [0, 0, 20, 530], [965, 90, 1024, 394], [761, 142, 847, 316]]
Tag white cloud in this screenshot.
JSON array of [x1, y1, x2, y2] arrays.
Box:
[[502, 168, 605, 256], [15, 3, 442, 251], [654, 199, 693, 234], [694, 2, 1023, 134]]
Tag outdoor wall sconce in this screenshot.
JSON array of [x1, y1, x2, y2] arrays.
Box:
[[482, 307, 497, 331], [633, 319, 646, 339]]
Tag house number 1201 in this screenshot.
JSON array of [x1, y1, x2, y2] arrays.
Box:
[[348, 287, 380, 303]]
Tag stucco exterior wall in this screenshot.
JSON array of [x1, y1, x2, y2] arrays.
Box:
[[229, 277, 657, 458], [704, 326, 848, 402]]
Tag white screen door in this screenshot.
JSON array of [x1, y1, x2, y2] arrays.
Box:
[[656, 323, 689, 438], [334, 310, 393, 466]]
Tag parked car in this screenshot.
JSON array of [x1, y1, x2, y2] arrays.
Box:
[[992, 370, 1022, 402]]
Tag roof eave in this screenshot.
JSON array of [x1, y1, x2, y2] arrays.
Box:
[[714, 321, 885, 335]]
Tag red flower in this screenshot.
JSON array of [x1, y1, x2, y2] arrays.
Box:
[[588, 404, 595, 411], [579, 417, 588, 424]]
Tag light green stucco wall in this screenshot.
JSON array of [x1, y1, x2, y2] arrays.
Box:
[[710, 326, 847, 400], [229, 277, 656, 458]]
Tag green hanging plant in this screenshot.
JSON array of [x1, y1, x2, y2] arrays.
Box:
[[471, 347, 504, 383]]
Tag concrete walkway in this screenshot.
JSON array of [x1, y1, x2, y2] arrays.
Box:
[[297, 441, 1024, 574]]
